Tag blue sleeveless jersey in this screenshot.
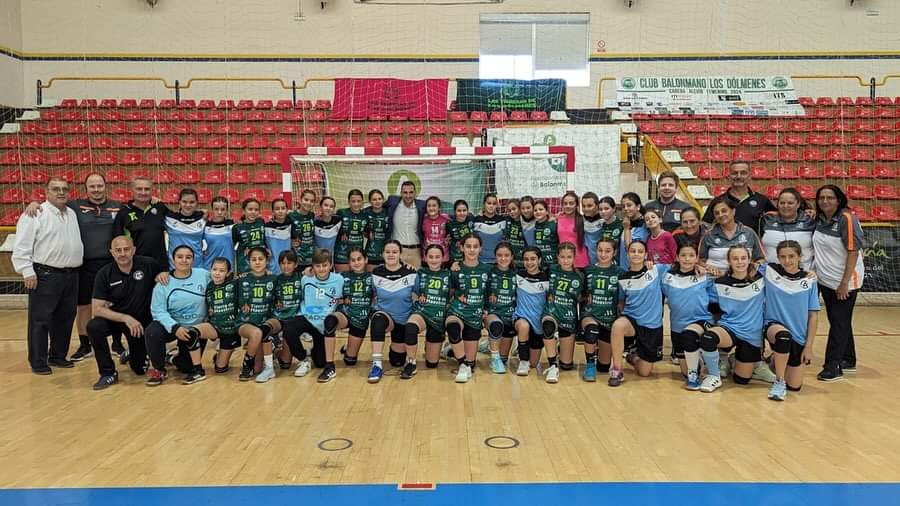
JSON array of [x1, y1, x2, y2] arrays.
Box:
[[265, 220, 293, 275], [372, 265, 417, 325], [583, 216, 603, 265], [165, 211, 206, 269], [710, 274, 766, 347], [619, 224, 649, 267], [762, 264, 820, 345], [660, 267, 714, 333], [512, 268, 550, 333], [202, 220, 234, 270], [473, 215, 508, 264], [618, 264, 666, 329], [521, 218, 536, 246], [314, 216, 342, 256], [300, 272, 344, 332]]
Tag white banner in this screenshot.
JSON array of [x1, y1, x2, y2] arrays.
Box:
[[616, 75, 806, 116], [486, 125, 620, 199]]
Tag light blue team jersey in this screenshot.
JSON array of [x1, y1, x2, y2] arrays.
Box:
[[265, 220, 293, 275], [150, 268, 210, 333], [299, 272, 344, 333], [202, 220, 234, 270], [313, 216, 341, 256], [473, 215, 508, 264], [583, 216, 604, 265], [619, 225, 649, 267], [660, 267, 714, 333], [512, 268, 550, 333], [521, 218, 536, 246], [618, 264, 666, 329], [372, 265, 418, 325], [762, 264, 820, 345], [165, 212, 206, 269], [709, 274, 766, 347]]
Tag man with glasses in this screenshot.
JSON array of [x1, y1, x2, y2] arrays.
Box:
[[12, 178, 84, 375]]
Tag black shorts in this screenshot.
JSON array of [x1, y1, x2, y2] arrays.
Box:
[[720, 326, 762, 363], [623, 315, 663, 363], [389, 324, 406, 344], [347, 323, 367, 339], [515, 318, 544, 349], [461, 323, 482, 342], [425, 322, 444, 344], [78, 258, 111, 306], [218, 331, 241, 350]]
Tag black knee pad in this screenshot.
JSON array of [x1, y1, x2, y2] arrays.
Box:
[[324, 314, 339, 337], [487, 320, 504, 340], [425, 325, 444, 344], [583, 324, 599, 345], [389, 349, 406, 367], [700, 331, 720, 352], [259, 322, 273, 342], [425, 360, 439, 369], [404, 323, 419, 346], [732, 373, 751, 385], [773, 330, 792, 354], [462, 325, 481, 342], [371, 313, 389, 342], [541, 319, 557, 338], [787, 384, 802, 392], [597, 362, 611, 373], [446, 321, 462, 344], [343, 355, 358, 366], [681, 329, 701, 353], [559, 361, 574, 371], [529, 332, 544, 350], [186, 334, 201, 352]]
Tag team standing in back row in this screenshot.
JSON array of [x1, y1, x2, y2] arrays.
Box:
[[12, 160, 865, 401]]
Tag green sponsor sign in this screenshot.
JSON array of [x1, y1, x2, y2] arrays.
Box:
[[456, 79, 566, 113]]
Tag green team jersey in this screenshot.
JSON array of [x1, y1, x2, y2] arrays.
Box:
[[232, 219, 267, 273], [582, 265, 620, 327], [273, 272, 303, 320], [448, 262, 491, 328], [238, 273, 275, 325], [287, 210, 315, 265], [506, 217, 526, 263], [601, 217, 624, 265], [542, 265, 583, 332], [487, 266, 517, 323], [413, 268, 452, 331], [340, 270, 375, 330], [445, 217, 474, 263], [334, 208, 369, 264], [206, 280, 238, 335], [533, 220, 559, 267], [364, 207, 389, 264]]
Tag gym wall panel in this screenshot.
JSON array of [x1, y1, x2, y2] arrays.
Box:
[[0, 0, 23, 107]]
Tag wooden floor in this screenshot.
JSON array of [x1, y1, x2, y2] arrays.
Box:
[[1, 307, 899, 489]]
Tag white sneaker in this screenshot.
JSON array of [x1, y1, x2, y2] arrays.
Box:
[[440, 342, 453, 360], [544, 364, 559, 383], [255, 366, 276, 383], [455, 363, 472, 383], [752, 361, 777, 384], [700, 374, 722, 393], [293, 358, 312, 377], [516, 360, 530, 376]]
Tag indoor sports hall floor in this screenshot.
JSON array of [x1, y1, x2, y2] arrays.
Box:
[[1, 306, 899, 505]]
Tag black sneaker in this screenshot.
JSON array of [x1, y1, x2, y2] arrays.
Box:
[[840, 360, 857, 373], [317, 364, 336, 383], [70, 344, 93, 362], [277, 358, 292, 370], [32, 366, 52, 375], [111, 340, 127, 357], [119, 349, 132, 364], [165, 348, 178, 366], [182, 368, 207, 385], [817, 367, 843, 382], [93, 372, 118, 390], [48, 358, 75, 368], [239, 363, 254, 381], [400, 361, 417, 380]]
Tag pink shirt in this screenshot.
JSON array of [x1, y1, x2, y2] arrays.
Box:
[[647, 230, 677, 265], [556, 214, 589, 268], [422, 212, 451, 262]]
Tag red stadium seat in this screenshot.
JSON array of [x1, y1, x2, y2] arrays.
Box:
[[30, 187, 47, 202], [739, 133, 759, 146], [192, 152, 213, 165], [239, 152, 262, 165], [638, 122, 660, 133], [775, 165, 800, 179], [846, 184, 873, 199], [856, 97, 874, 106], [80, 99, 98, 108], [297, 100, 314, 110], [218, 188, 240, 204], [364, 137, 383, 149], [215, 152, 238, 165], [48, 151, 72, 166], [152, 169, 177, 184], [427, 136, 449, 148], [711, 185, 729, 197], [95, 152, 118, 166], [490, 111, 508, 122], [366, 123, 384, 135], [530, 111, 549, 121], [849, 147, 874, 161], [683, 122, 703, 133], [178, 168, 201, 184], [724, 120, 745, 133], [315, 100, 332, 110], [60, 99, 78, 108], [697, 166, 723, 180], [0, 208, 22, 226], [802, 148, 825, 162], [203, 169, 226, 184], [874, 133, 893, 145], [0, 169, 20, 183], [0, 187, 26, 204], [848, 165, 872, 179], [429, 123, 448, 135], [824, 164, 848, 178], [276, 100, 294, 110], [407, 136, 426, 148], [227, 169, 251, 184], [875, 148, 897, 161], [765, 184, 785, 200], [799, 97, 815, 106], [871, 206, 900, 221], [253, 169, 278, 184], [783, 133, 803, 145], [796, 184, 816, 200], [718, 134, 738, 146], [450, 123, 469, 136], [162, 187, 181, 204], [229, 137, 249, 149], [874, 184, 899, 200], [682, 149, 705, 162], [262, 152, 281, 165], [243, 188, 267, 202], [751, 165, 774, 179], [798, 164, 824, 179], [753, 148, 777, 162], [873, 165, 896, 178], [672, 134, 692, 147], [384, 136, 403, 147], [470, 111, 488, 122], [731, 148, 753, 161], [709, 149, 730, 162], [510, 111, 528, 121], [196, 188, 212, 204], [449, 111, 468, 121], [120, 152, 142, 165], [649, 135, 670, 147], [825, 148, 846, 161], [694, 134, 714, 146]]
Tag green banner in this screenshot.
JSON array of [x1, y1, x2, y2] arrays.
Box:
[[455, 79, 566, 113], [324, 162, 489, 214]]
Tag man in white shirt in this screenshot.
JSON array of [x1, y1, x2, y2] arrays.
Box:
[[12, 177, 84, 374], [384, 181, 426, 268]]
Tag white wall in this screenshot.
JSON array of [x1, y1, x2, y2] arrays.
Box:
[[0, 0, 23, 107], [13, 0, 900, 107]]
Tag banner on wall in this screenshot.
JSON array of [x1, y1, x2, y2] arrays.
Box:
[[486, 125, 621, 199], [615, 75, 805, 116], [861, 225, 900, 292], [455, 79, 566, 113], [331, 78, 449, 121], [323, 162, 487, 212]]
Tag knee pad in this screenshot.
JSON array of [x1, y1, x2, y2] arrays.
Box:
[[425, 326, 444, 344], [446, 321, 462, 345], [597, 362, 611, 373], [259, 322, 273, 342], [343, 354, 358, 366], [487, 320, 504, 340], [682, 329, 701, 353], [529, 333, 544, 350], [324, 314, 339, 337], [425, 360, 439, 369], [404, 323, 419, 346], [700, 331, 720, 352], [186, 333, 201, 352], [389, 349, 406, 367], [559, 361, 575, 371], [773, 330, 792, 354], [732, 373, 751, 385], [787, 384, 802, 392], [541, 319, 557, 338], [583, 324, 599, 345], [371, 313, 389, 342]]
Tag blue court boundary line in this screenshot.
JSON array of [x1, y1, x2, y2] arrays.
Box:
[[1, 482, 899, 506]]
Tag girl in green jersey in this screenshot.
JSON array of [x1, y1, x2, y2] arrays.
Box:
[[406, 244, 453, 375], [580, 238, 621, 382], [232, 198, 266, 274], [541, 242, 584, 384], [444, 199, 474, 266], [485, 242, 517, 375], [325, 247, 375, 374], [193, 257, 239, 375], [532, 200, 559, 267], [446, 234, 491, 383], [365, 189, 389, 271], [289, 189, 317, 268], [237, 247, 281, 384], [335, 189, 369, 273]]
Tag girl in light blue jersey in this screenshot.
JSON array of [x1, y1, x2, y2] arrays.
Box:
[[512, 246, 550, 377], [582, 192, 604, 266], [762, 240, 820, 401], [165, 189, 206, 269], [265, 198, 293, 275], [314, 196, 341, 256], [473, 193, 508, 264], [202, 196, 234, 270], [519, 196, 536, 247], [619, 192, 649, 267], [369, 240, 418, 383]]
